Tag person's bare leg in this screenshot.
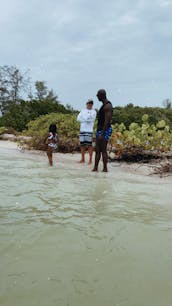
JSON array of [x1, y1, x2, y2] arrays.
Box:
[[92, 140, 101, 171], [92, 152, 101, 171], [102, 152, 108, 172], [102, 141, 108, 172], [78, 146, 85, 163], [47, 150, 53, 166], [88, 146, 93, 164]]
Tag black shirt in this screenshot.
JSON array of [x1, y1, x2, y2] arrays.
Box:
[[97, 101, 113, 131]]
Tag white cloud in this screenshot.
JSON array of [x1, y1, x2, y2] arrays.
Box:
[[0, 0, 172, 109]]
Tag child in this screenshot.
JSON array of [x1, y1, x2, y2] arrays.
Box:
[[46, 123, 58, 166]]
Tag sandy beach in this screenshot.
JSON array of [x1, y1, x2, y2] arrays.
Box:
[[0, 139, 171, 180]]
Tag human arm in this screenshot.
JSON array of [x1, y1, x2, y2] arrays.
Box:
[[86, 109, 97, 122], [102, 103, 112, 133], [44, 133, 49, 145], [77, 109, 95, 123], [77, 110, 84, 122]]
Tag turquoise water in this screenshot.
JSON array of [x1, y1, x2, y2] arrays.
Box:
[[1, 145, 172, 306]]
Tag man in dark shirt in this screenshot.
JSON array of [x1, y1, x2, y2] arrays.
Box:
[[92, 89, 113, 172]]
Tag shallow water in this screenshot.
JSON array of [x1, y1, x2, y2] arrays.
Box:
[[1, 146, 172, 306]]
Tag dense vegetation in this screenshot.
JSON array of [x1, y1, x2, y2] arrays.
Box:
[[110, 115, 172, 161], [1, 99, 172, 133], [23, 112, 172, 159], [1, 65, 172, 160], [0, 99, 72, 131], [25, 113, 80, 152], [112, 103, 172, 129]]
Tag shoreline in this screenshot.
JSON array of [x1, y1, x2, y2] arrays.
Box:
[[0, 139, 172, 180]]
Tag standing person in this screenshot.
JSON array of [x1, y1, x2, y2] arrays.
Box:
[[77, 100, 96, 164], [46, 123, 58, 166], [92, 89, 113, 172]]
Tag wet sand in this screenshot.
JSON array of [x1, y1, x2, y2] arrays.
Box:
[[0, 140, 171, 179]]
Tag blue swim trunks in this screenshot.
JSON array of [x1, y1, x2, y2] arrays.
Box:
[[96, 126, 112, 141]]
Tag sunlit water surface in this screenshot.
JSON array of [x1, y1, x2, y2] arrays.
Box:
[[1, 146, 172, 306]]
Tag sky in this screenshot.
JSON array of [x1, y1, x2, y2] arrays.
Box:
[[0, 0, 172, 110]]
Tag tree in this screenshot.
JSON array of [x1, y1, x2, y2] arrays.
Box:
[[35, 81, 48, 100], [65, 104, 75, 113], [46, 89, 58, 103], [0, 67, 9, 114], [163, 98, 171, 109], [0, 65, 30, 113], [0, 86, 9, 114], [34, 81, 59, 104]]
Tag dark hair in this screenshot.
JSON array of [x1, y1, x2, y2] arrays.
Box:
[[87, 99, 93, 105], [49, 123, 57, 136]]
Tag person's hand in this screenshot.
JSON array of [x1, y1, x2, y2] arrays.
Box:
[[98, 134, 103, 140]]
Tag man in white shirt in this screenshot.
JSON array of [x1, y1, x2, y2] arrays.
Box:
[[77, 100, 97, 164]]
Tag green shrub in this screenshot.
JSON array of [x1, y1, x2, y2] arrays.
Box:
[[26, 113, 80, 152]]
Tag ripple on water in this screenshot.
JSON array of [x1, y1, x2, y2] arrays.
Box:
[[1, 149, 172, 306]]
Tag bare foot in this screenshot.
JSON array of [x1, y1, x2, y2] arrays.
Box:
[[88, 161, 92, 165], [102, 169, 108, 172], [92, 168, 98, 172], [77, 160, 85, 163]]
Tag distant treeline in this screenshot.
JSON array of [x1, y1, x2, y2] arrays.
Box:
[[0, 99, 75, 131], [112, 103, 172, 129], [0, 65, 172, 132], [0, 65, 75, 131], [1, 99, 172, 133]]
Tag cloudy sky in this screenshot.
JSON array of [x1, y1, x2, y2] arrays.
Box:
[[1, 0, 172, 110]]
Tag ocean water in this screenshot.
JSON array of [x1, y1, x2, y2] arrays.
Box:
[[1, 145, 172, 306]]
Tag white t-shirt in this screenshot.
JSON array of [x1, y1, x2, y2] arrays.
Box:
[[77, 109, 97, 132]]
